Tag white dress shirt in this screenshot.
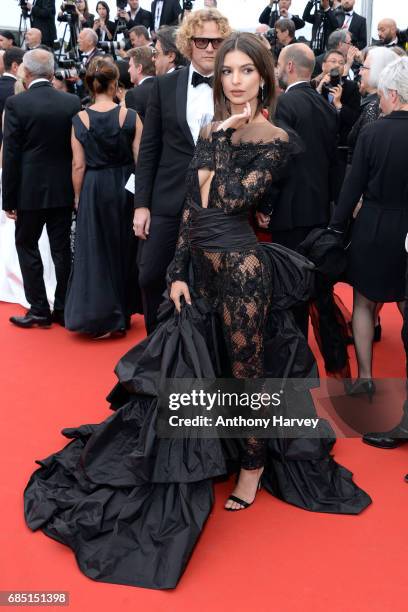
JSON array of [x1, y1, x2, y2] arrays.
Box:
[[186, 63, 214, 145], [285, 80, 309, 93], [341, 11, 353, 31], [2, 72, 17, 80], [154, 0, 164, 31]]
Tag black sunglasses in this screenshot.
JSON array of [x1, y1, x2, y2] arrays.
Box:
[[192, 37, 224, 50]]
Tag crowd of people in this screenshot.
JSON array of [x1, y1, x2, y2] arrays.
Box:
[[1, 0, 408, 592]]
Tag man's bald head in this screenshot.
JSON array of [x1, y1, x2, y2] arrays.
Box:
[[378, 18, 398, 45], [25, 28, 42, 49], [280, 43, 315, 79]]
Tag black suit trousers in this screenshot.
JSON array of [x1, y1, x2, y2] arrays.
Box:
[[137, 214, 181, 334], [15, 207, 72, 315]]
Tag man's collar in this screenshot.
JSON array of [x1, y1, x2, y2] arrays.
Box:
[[387, 38, 399, 47], [189, 63, 214, 81], [138, 76, 154, 86], [285, 80, 310, 93], [28, 78, 50, 89], [2, 72, 17, 80]]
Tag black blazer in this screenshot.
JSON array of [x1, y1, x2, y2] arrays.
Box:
[[334, 9, 367, 50], [271, 82, 338, 231], [127, 8, 152, 30], [125, 77, 155, 123], [95, 20, 117, 41], [2, 82, 81, 212], [0, 75, 16, 146], [150, 0, 182, 31], [30, 0, 56, 46], [134, 66, 196, 216], [302, 2, 338, 54], [258, 6, 305, 30], [331, 111, 408, 230]]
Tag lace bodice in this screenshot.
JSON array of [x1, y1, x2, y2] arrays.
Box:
[[168, 122, 292, 283]]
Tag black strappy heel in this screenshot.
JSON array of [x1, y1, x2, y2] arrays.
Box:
[[225, 472, 263, 511]]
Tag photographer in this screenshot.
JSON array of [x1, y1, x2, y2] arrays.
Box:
[[93, 1, 116, 42], [313, 29, 361, 79], [26, 0, 57, 49], [79, 28, 103, 67], [116, 1, 152, 31], [59, 1, 95, 30], [313, 49, 360, 199], [274, 18, 297, 58], [303, 0, 338, 56], [259, 1, 305, 31], [151, 0, 182, 36]]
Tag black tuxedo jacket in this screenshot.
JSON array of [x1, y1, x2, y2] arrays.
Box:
[[258, 6, 305, 30], [150, 0, 182, 31], [334, 9, 367, 50], [2, 82, 81, 212], [127, 8, 152, 30], [30, 0, 56, 46], [134, 66, 196, 216], [0, 75, 16, 146], [125, 77, 155, 123], [271, 82, 337, 231]]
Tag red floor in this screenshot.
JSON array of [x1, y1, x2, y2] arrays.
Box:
[[1, 284, 408, 612]]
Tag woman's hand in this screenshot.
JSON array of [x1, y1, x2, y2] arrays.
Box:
[[170, 281, 192, 312], [93, 18, 100, 30], [217, 102, 251, 132]]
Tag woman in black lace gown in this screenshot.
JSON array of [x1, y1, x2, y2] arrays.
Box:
[[24, 34, 371, 590], [65, 58, 142, 337]]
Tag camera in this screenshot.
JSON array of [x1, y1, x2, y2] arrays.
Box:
[[58, 0, 79, 23], [183, 0, 194, 11], [17, 0, 29, 18], [322, 68, 342, 98], [116, 0, 127, 9], [98, 40, 127, 54]]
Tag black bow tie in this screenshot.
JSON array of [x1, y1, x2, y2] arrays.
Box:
[[344, 12, 352, 16], [192, 71, 214, 88]]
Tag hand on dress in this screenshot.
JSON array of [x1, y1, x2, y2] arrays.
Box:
[[5, 210, 17, 221], [170, 281, 192, 312], [216, 102, 251, 132], [256, 212, 270, 229], [133, 207, 150, 239]]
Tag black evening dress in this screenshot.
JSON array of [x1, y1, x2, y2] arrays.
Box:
[[65, 106, 140, 336], [331, 111, 408, 302], [24, 123, 371, 590]]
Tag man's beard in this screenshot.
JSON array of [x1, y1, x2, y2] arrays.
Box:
[[278, 68, 288, 90]]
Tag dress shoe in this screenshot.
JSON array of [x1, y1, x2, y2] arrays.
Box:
[[362, 427, 408, 449], [52, 310, 65, 327], [9, 311, 52, 328], [346, 378, 376, 403]]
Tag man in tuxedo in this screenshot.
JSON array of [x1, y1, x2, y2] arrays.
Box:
[[151, 0, 182, 36], [78, 28, 103, 67], [0, 48, 25, 146], [334, 0, 367, 50], [125, 46, 156, 122], [270, 43, 337, 335], [377, 19, 407, 50], [117, 0, 152, 31], [2, 49, 81, 328], [133, 8, 231, 333], [27, 0, 56, 49], [303, 0, 338, 56], [154, 26, 187, 75], [259, 0, 305, 30]]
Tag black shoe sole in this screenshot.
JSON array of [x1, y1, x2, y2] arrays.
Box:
[[362, 438, 406, 449]]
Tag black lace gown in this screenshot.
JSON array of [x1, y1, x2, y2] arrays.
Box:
[[23, 123, 371, 591]]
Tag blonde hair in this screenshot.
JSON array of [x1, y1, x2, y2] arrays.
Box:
[[176, 9, 231, 61]]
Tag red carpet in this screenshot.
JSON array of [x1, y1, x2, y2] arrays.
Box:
[[1, 283, 408, 611]]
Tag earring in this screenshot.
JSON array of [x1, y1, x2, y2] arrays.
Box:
[[258, 83, 266, 103]]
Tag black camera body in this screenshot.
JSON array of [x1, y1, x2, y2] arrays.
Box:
[[322, 68, 342, 97], [183, 0, 194, 11], [116, 0, 127, 9], [18, 0, 30, 18]]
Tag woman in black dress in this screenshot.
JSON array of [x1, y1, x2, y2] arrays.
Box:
[[24, 34, 371, 591], [65, 57, 142, 337], [331, 57, 408, 396]]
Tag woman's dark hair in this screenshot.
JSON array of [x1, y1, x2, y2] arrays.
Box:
[[213, 32, 276, 120], [80, 0, 90, 19], [96, 1, 110, 20], [85, 56, 119, 95]]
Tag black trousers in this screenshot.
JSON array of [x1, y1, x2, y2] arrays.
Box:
[[272, 226, 316, 339], [15, 207, 72, 316], [137, 214, 181, 334]]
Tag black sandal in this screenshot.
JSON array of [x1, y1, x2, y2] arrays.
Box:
[[225, 479, 262, 512]]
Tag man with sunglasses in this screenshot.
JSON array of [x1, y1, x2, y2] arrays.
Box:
[[133, 8, 231, 334]]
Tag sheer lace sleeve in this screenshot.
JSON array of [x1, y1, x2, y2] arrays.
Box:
[[210, 127, 290, 214], [167, 202, 191, 284]]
